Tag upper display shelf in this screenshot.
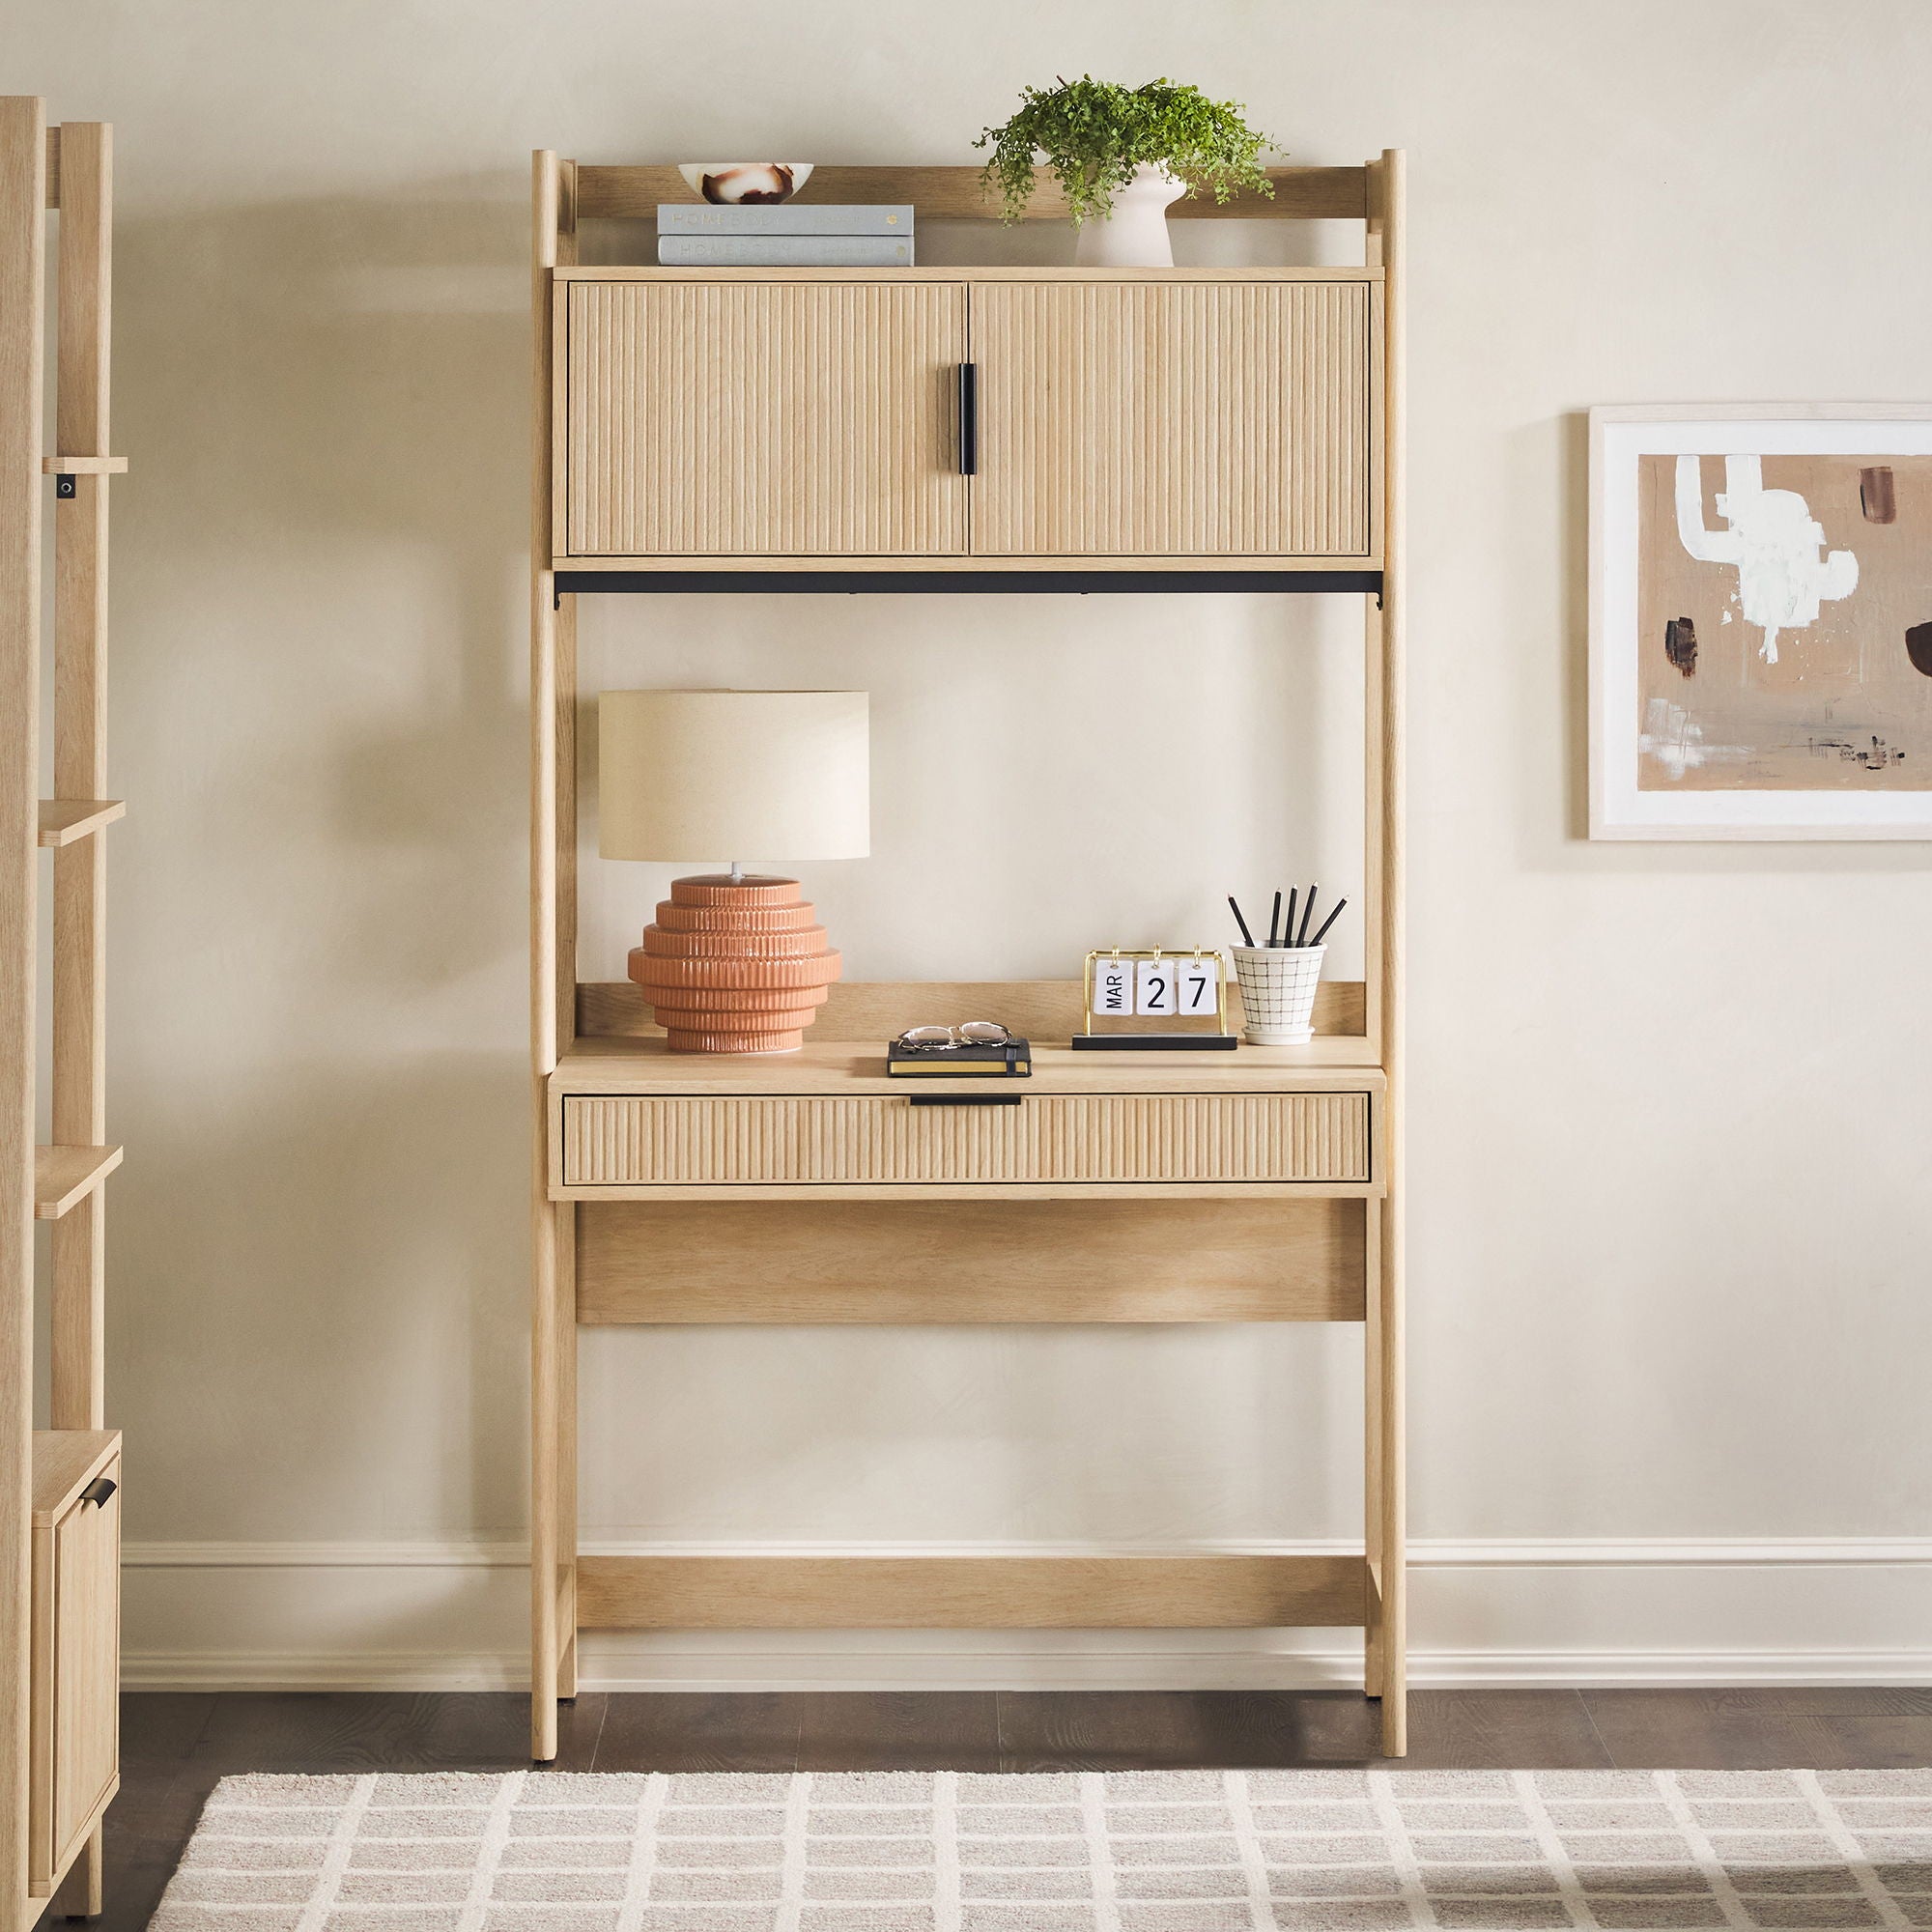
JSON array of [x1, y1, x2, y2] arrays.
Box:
[[570, 163, 1374, 226], [535, 152, 1399, 580]]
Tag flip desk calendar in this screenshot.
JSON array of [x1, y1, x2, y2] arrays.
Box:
[[1075, 948, 1236, 1049]]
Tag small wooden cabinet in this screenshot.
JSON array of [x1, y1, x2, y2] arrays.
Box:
[[564, 279, 970, 556], [972, 279, 1373, 556], [554, 270, 1378, 565], [28, 1433, 121, 1898]]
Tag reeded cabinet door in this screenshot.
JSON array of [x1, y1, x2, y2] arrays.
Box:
[[971, 279, 1374, 557], [564, 280, 969, 557]]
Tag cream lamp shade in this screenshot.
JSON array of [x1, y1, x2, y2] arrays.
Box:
[[597, 689, 870, 864]]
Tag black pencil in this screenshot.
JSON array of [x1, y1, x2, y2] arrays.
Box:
[[1308, 896, 1348, 947], [1282, 887, 1297, 952], [1227, 895, 1255, 948], [1295, 884, 1319, 948], [1267, 891, 1282, 949]]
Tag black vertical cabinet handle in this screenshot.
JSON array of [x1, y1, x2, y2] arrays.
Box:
[[80, 1476, 117, 1507], [956, 362, 978, 475]]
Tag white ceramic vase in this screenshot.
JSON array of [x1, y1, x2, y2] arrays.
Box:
[[1073, 164, 1186, 268]]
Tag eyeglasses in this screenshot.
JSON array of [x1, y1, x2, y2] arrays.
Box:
[[893, 1021, 1014, 1052]]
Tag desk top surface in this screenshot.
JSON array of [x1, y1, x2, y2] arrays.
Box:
[[553, 1036, 1386, 1097]]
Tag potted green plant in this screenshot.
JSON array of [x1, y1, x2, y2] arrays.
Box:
[[976, 76, 1277, 268]]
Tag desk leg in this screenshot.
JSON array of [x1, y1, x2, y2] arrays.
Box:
[[531, 1172, 568, 1760], [1369, 1189, 1406, 1756], [55, 1828, 102, 1918]]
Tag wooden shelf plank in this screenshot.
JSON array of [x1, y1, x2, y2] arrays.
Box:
[[576, 1552, 1368, 1631], [578, 1197, 1368, 1325], [37, 799, 122, 846], [33, 1145, 121, 1220], [40, 456, 126, 475], [554, 1035, 1384, 1097], [575, 164, 1369, 225], [29, 1430, 118, 1526]]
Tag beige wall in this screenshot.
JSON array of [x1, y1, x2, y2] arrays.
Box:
[[15, 0, 1932, 1688]]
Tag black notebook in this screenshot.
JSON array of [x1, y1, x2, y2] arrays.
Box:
[[886, 1038, 1032, 1078]]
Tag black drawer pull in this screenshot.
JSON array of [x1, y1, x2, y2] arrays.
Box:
[[80, 1476, 117, 1507], [956, 362, 978, 474], [908, 1092, 1023, 1107]]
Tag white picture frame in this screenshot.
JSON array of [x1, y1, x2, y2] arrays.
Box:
[[1589, 403, 1932, 839]]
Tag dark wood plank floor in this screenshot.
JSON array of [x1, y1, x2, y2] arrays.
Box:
[[54, 1688, 1932, 1932]]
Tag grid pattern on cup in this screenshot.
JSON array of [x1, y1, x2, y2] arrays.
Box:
[[1234, 945, 1326, 1038], [147, 1768, 1932, 1930]]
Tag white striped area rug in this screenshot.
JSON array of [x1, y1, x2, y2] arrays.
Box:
[[150, 1768, 1932, 1932]]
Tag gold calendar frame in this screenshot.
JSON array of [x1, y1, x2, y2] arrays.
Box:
[[1081, 947, 1232, 1038]]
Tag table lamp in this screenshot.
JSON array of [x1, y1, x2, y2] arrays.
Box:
[[598, 689, 869, 1053]]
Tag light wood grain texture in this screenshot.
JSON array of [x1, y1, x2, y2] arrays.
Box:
[[26, 1442, 119, 1897], [576, 1553, 1368, 1630], [31, 1146, 120, 1221], [35, 799, 121, 846], [50, 122, 111, 1470], [49, 1190, 104, 1433], [24, 1517, 48, 1900], [558, 266, 1382, 284], [532, 145, 1404, 1757], [564, 279, 969, 556], [556, 1034, 1382, 1097], [578, 978, 1367, 1043], [574, 164, 1369, 224], [971, 279, 1371, 557], [530, 148, 566, 1764], [26, 1473, 116, 1898], [1368, 147, 1406, 1759], [27, 1435, 116, 1529], [578, 1197, 1366, 1323], [50, 128, 119, 1893], [51, 1833, 101, 1920], [38, 457, 123, 475], [0, 98, 43, 1932], [563, 1093, 1371, 1190], [49, 1474, 115, 1885]]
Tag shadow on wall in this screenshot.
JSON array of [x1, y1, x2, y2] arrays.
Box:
[[99, 176, 538, 1542]]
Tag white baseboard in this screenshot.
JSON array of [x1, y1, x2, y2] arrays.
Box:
[[118, 1646, 1932, 1694], [119, 1537, 1932, 1692]]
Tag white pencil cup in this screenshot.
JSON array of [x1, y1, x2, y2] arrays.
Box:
[[1233, 945, 1326, 1045]]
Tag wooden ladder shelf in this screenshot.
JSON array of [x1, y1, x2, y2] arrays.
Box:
[[3, 99, 125, 1929]]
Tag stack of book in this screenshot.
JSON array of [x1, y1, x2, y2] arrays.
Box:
[[886, 1037, 1032, 1079], [657, 204, 914, 268]]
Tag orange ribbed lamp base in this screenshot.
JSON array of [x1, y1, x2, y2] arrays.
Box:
[[627, 874, 842, 1053]]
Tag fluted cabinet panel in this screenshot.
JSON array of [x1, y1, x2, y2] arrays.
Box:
[[562, 1092, 1370, 1187], [565, 280, 969, 555], [970, 280, 1372, 556]]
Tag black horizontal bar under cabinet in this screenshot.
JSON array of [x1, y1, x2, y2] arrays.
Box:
[[555, 570, 1383, 599]]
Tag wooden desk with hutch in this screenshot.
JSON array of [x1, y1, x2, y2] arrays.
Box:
[[529, 153, 1406, 1758]]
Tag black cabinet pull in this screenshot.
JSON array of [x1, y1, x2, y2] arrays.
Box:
[[908, 1091, 1022, 1107], [956, 362, 978, 474], [80, 1476, 117, 1507]]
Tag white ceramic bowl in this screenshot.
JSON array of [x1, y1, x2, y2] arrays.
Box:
[[676, 162, 814, 205]]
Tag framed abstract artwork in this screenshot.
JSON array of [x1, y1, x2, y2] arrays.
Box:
[[1590, 404, 1932, 838]]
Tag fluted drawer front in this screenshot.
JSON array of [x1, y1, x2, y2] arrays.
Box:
[[971, 279, 1372, 557], [562, 1094, 1370, 1187], [566, 280, 969, 556]]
